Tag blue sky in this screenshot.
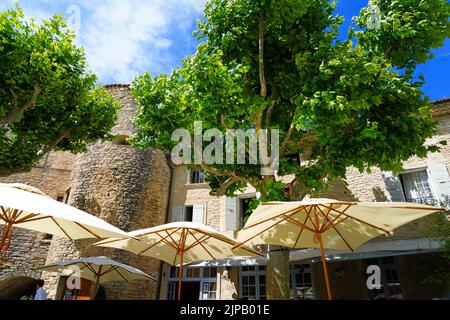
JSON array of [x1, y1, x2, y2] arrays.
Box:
[[1, 0, 449, 101]]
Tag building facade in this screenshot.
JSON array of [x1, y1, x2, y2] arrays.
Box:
[[0, 86, 449, 300]]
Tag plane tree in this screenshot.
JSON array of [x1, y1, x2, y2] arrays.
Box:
[[0, 7, 120, 177]]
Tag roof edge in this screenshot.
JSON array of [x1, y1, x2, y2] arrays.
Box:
[[103, 83, 130, 89]]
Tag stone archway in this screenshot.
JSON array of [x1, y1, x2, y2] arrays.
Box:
[[0, 275, 37, 300]]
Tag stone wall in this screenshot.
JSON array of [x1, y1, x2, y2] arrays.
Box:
[[168, 165, 222, 230]]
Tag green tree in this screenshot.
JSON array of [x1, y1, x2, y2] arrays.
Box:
[[0, 7, 120, 177], [132, 0, 450, 299]]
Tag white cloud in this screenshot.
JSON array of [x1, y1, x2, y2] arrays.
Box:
[[3, 0, 205, 84], [78, 0, 204, 84]]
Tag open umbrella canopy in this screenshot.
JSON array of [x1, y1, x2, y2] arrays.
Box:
[[0, 183, 132, 256], [94, 221, 263, 265], [234, 198, 443, 300], [94, 221, 262, 300], [37, 256, 156, 283], [235, 199, 443, 251]]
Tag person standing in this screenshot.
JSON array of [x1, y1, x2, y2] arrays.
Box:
[[34, 279, 48, 300]]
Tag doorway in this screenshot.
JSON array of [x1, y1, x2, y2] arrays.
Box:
[[168, 281, 200, 300]]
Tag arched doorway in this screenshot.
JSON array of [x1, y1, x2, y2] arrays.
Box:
[[0, 276, 37, 300]]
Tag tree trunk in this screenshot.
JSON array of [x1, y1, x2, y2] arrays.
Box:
[[266, 245, 291, 300], [265, 187, 308, 300]]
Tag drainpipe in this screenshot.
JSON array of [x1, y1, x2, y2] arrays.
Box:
[[156, 153, 174, 299]]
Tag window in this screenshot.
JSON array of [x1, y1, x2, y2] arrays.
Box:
[[241, 275, 257, 299], [239, 266, 266, 300], [170, 266, 181, 278], [203, 267, 217, 278], [185, 267, 200, 278], [190, 170, 205, 184], [184, 206, 194, 222], [167, 267, 217, 300], [399, 170, 436, 205], [169, 266, 217, 281], [291, 265, 315, 300], [171, 204, 204, 223], [365, 257, 405, 300], [167, 282, 177, 301], [201, 281, 217, 300]]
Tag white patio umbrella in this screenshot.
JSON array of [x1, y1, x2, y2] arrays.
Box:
[[93, 221, 263, 300], [37, 256, 156, 298], [234, 199, 443, 300], [0, 183, 133, 258]]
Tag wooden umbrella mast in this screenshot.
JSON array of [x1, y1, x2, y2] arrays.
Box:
[[313, 206, 332, 300], [177, 228, 187, 301], [91, 265, 102, 299]]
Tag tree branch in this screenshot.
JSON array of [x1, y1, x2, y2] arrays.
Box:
[[280, 105, 301, 155], [212, 176, 241, 196], [0, 84, 42, 125], [259, 10, 267, 98], [265, 100, 275, 127], [36, 130, 69, 158], [220, 114, 230, 130], [200, 163, 234, 177], [0, 130, 69, 178]]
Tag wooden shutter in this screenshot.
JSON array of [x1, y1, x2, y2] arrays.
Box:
[[171, 205, 183, 222], [192, 204, 205, 224], [427, 164, 450, 200], [382, 172, 405, 202], [225, 197, 239, 231]]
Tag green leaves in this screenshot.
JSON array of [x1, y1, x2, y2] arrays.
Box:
[[364, 62, 379, 74], [354, 0, 450, 70], [0, 7, 119, 176]]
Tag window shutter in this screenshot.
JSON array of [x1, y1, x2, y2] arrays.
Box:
[[427, 164, 450, 200], [225, 197, 239, 231], [172, 205, 183, 222], [382, 172, 405, 202], [192, 204, 205, 224]]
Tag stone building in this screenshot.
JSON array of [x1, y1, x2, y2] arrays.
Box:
[[0, 86, 449, 300]]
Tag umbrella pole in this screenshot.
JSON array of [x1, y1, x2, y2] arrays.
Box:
[[0, 223, 13, 259], [177, 228, 187, 301], [92, 275, 100, 300], [91, 266, 102, 300], [177, 252, 184, 301], [318, 234, 332, 300], [0, 223, 11, 251]]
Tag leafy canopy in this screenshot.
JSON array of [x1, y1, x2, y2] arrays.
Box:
[[132, 0, 450, 200], [0, 7, 120, 176]]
